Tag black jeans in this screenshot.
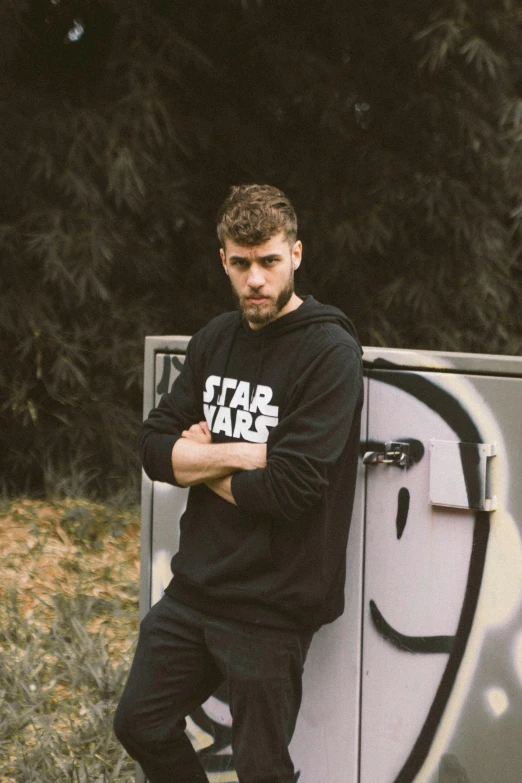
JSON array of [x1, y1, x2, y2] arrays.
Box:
[[113, 594, 314, 783]]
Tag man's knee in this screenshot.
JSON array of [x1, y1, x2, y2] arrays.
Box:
[[113, 695, 187, 757], [113, 700, 137, 754], [113, 698, 157, 754]]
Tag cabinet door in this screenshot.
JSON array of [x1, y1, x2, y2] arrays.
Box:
[[360, 370, 522, 783]]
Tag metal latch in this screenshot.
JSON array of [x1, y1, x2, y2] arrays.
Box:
[[363, 442, 410, 467]]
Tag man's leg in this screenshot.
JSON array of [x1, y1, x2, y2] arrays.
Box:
[[207, 619, 314, 783], [113, 595, 223, 783]]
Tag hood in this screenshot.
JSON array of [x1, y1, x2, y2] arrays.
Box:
[[239, 295, 362, 352]]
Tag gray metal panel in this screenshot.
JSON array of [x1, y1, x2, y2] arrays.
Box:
[[138, 339, 190, 783], [360, 369, 522, 783], [139, 475, 153, 622], [139, 336, 522, 783], [289, 375, 368, 783], [140, 337, 190, 617], [429, 439, 497, 511], [147, 339, 522, 381], [360, 371, 477, 782], [363, 346, 522, 377], [426, 375, 522, 783]]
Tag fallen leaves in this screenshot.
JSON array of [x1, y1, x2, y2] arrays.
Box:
[[0, 497, 140, 782]]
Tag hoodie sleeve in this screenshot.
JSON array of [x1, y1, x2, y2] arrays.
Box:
[[140, 337, 203, 485], [230, 341, 363, 522]]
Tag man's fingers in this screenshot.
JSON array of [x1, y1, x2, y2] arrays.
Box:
[[181, 426, 200, 441], [199, 420, 210, 436], [181, 421, 212, 444]]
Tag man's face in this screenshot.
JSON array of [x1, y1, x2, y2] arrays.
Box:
[[220, 231, 302, 329]]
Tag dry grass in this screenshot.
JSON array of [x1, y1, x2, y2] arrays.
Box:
[[0, 498, 141, 782]]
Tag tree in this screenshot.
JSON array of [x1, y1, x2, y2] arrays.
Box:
[[0, 0, 520, 496]]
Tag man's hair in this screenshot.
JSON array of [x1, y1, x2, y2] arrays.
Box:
[[216, 184, 298, 248]]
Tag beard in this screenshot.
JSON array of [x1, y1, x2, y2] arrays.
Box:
[[233, 272, 295, 326]]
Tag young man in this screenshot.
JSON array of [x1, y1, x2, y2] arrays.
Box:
[[114, 185, 363, 783]]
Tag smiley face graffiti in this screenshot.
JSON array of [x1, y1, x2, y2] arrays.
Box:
[[360, 360, 522, 783]]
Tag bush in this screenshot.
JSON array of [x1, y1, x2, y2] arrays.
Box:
[[0, 1, 520, 496]]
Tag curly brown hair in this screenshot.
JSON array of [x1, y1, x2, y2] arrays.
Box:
[[216, 184, 298, 248]]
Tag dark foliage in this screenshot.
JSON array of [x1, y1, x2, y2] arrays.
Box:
[[1, 0, 521, 497]]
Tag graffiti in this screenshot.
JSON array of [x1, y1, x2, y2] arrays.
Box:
[[363, 368, 490, 783], [145, 344, 522, 783], [484, 687, 508, 718], [396, 487, 410, 540], [156, 354, 184, 396], [360, 356, 522, 783], [185, 688, 236, 782], [438, 754, 470, 783], [369, 600, 455, 655]]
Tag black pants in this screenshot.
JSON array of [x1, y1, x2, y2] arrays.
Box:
[[113, 594, 314, 783]]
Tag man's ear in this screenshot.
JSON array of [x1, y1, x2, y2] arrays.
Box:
[[220, 248, 228, 275], [292, 240, 302, 270]]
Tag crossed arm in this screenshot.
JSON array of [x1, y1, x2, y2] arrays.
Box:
[[171, 421, 267, 505]]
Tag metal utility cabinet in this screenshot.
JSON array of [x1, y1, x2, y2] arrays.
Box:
[[141, 338, 522, 783]]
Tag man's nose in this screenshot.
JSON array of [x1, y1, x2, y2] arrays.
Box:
[[247, 264, 265, 288]]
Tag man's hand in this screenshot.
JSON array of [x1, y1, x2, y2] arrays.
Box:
[[234, 442, 267, 471], [205, 475, 236, 505], [172, 424, 267, 488], [181, 421, 212, 444]]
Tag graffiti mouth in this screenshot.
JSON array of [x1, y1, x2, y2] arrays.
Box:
[[370, 600, 455, 654]]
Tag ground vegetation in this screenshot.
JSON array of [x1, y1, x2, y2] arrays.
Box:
[[0, 498, 139, 782]]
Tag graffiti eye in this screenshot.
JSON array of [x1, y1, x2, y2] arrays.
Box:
[[396, 487, 410, 540]]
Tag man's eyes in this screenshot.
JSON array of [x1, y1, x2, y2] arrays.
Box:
[[232, 257, 279, 268]]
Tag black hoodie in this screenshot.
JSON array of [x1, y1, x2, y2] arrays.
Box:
[[140, 296, 363, 630]]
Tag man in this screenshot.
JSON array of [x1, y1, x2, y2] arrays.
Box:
[[114, 184, 363, 783]]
